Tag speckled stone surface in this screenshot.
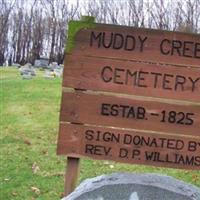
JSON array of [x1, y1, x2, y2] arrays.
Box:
[[62, 173, 200, 200]]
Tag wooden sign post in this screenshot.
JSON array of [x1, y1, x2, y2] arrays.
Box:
[[57, 16, 200, 196]]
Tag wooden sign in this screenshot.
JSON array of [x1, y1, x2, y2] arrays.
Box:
[[58, 123, 200, 170], [57, 17, 200, 195]]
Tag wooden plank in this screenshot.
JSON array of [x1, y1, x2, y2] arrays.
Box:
[[64, 157, 80, 196], [63, 55, 200, 102], [70, 24, 200, 67], [57, 123, 200, 170], [60, 91, 200, 137]]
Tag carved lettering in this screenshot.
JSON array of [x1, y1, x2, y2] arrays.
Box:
[[101, 66, 200, 93]]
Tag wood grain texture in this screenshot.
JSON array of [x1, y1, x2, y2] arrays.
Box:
[[63, 54, 200, 102], [57, 123, 200, 170], [60, 91, 200, 137], [70, 24, 200, 67], [64, 157, 80, 196], [57, 22, 200, 171]]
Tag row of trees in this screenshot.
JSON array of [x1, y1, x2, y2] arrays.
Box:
[[1, 0, 200, 66]]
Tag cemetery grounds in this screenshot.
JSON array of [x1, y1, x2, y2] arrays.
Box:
[[0, 67, 200, 199]]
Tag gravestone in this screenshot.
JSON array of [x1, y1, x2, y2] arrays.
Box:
[[44, 70, 55, 79], [19, 65, 36, 79], [49, 62, 58, 70], [34, 56, 49, 68], [24, 63, 32, 68], [62, 173, 200, 200], [53, 67, 63, 77]]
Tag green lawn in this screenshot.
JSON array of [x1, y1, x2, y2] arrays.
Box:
[[0, 67, 199, 200]]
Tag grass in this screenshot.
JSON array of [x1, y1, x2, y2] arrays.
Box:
[[0, 67, 199, 199]]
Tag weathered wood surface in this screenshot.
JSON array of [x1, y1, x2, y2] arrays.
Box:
[[71, 24, 200, 67], [57, 123, 200, 170], [57, 20, 200, 171], [63, 54, 200, 102], [64, 157, 80, 196], [60, 91, 200, 137]]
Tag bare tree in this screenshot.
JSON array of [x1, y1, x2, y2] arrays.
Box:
[[0, 0, 16, 65], [176, 0, 200, 33], [1, 0, 199, 66], [126, 0, 145, 27]]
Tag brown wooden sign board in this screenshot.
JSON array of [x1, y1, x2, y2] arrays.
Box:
[[72, 24, 200, 67], [57, 17, 200, 196], [63, 55, 200, 102], [60, 91, 200, 137], [57, 123, 200, 170]]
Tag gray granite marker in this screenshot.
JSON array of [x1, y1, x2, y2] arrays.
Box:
[[62, 173, 200, 200]]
